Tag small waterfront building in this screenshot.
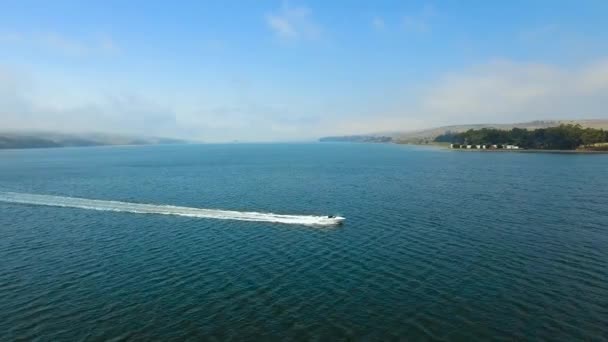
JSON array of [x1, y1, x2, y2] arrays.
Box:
[[466, 145, 472, 149]]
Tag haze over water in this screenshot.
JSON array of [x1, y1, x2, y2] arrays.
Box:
[[1, 143, 607, 340]]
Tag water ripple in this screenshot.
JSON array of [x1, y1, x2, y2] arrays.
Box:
[[1, 144, 607, 340]]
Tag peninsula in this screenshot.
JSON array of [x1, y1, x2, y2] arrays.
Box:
[[435, 124, 608, 151], [319, 119, 608, 151]]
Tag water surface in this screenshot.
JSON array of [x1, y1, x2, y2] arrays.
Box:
[[1, 143, 607, 340]]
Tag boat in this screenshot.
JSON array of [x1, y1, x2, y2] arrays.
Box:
[[325, 215, 345, 225]]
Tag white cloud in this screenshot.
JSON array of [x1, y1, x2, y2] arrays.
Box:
[[403, 4, 437, 33], [265, 3, 321, 41], [0, 32, 23, 43], [372, 16, 386, 31], [519, 24, 559, 42], [98, 35, 121, 54], [41, 32, 89, 56], [0, 31, 121, 56]]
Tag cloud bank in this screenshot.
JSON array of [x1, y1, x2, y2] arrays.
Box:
[[418, 59, 608, 125], [0, 31, 120, 57], [1, 58, 608, 141], [0, 66, 177, 136]]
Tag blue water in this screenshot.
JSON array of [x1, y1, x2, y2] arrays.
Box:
[[1, 143, 607, 340]]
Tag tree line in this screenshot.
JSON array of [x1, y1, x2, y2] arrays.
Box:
[[434, 124, 608, 150]]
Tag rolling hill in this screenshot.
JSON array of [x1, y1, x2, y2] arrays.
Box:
[[320, 119, 608, 144]]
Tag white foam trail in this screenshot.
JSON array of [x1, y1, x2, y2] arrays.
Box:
[[0, 192, 344, 226]]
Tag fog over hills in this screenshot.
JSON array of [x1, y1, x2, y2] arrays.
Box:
[[0, 131, 189, 149]]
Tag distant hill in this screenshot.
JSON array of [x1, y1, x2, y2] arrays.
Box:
[[320, 119, 608, 144], [0, 131, 190, 150]]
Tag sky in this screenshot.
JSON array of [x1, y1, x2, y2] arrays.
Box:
[[1, 0, 608, 142]]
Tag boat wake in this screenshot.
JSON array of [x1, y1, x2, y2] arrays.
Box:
[[0, 192, 344, 226]]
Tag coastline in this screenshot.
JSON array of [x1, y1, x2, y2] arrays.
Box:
[[393, 142, 608, 153], [446, 147, 608, 154]]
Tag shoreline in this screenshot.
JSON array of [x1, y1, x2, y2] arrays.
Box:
[[446, 148, 608, 154], [394, 142, 608, 153]]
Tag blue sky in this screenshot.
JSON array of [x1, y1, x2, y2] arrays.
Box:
[[1, 0, 608, 141]]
